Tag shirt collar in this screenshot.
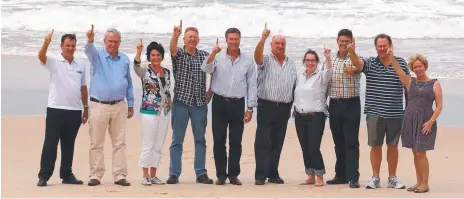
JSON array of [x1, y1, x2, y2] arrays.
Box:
[[58, 53, 76, 64], [182, 46, 198, 56], [103, 48, 121, 59], [270, 52, 288, 61], [303, 69, 320, 78]]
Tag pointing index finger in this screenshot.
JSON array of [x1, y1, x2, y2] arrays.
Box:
[[91, 24, 94, 32], [180, 20, 182, 29], [264, 23, 267, 30], [216, 38, 218, 45]]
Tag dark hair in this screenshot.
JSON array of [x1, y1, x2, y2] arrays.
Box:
[[146, 41, 165, 61], [302, 49, 319, 64], [61, 34, 76, 44], [225, 28, 241, 39], [337, 29, 353, 39], [374, 33, 392, 46]]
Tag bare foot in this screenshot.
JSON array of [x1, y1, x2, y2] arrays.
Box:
[[315, 175, 324, 187], [300, 175, 315, 185]]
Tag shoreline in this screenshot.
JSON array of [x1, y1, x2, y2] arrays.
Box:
[[2, 116, 464, 197]]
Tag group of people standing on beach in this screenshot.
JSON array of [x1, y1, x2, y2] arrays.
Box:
[[36, 20, 443, 194]]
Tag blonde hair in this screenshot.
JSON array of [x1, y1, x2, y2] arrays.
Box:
[[408, 54, 429, 71]]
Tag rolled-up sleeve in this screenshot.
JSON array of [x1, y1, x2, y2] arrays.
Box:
[[246, 58, 258, 107], [126, 62, 134, 107], [201, 58, 216, 74]]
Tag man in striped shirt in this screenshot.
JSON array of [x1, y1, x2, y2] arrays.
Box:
[[349, 33, 410, 189], [324, 29, 362, 188], [253, 24, 297, 185], [201, 28, 257, 185]]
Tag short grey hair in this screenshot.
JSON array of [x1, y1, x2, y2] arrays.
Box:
[[105, 28, 121, 39]]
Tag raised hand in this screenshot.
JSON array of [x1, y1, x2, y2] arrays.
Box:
[[136, 38, 143, 53], [323, 45, 331, 60], [347, 37, 356, 53], [86, 24, 95, 43], [261, 23, 270, 40], [173, 20, 182, 38], [343, 63, 359, 76], [212, 38, 221, 54], [44, 29, 54, 45]]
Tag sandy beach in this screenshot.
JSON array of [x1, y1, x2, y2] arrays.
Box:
[[1, 116, 463, 198]]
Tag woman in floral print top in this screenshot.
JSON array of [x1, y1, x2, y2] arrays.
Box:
[[133, 39, 171, 186]]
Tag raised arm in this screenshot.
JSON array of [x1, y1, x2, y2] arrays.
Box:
[[202, 38, 221, 74], [388, 49, 411, 89], [254, 23, 270, 66], [322, 47, 334, 85], [38, 29, 54, 65], [84, 24, 98, 66], [347, 37, 365, 71], [170, 20, 182, 57], [133, 38, 147, 78]]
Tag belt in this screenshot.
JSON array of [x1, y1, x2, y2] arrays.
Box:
[[90, 97, 123, 105], [214, 94, 243, 102], [258, 98, 291, 106], [298, 112, 316, 116], [330, 96, 360, 103]]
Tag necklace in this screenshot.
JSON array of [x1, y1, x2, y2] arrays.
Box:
[[414, 79, 429, 91]]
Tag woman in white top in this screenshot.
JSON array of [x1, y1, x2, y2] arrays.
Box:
[[134, 40, 172, 185], [293, 48, 333, 186]]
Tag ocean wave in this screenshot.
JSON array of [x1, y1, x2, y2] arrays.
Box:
[[2, 0, 464, 39]]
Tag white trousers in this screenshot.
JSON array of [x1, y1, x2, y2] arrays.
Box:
[[139, 113, 170, 168]]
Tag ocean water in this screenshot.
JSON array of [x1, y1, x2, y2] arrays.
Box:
[[2, 0, 464, 126]]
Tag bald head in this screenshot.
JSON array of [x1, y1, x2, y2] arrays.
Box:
[[271, 35, 286, 43], [271, 34, 286, 57]]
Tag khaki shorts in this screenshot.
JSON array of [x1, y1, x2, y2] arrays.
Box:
[[366, 114, 402, 147]]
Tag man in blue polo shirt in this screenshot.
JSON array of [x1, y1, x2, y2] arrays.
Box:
[[349, 33, 410, 189], [84, 25, 134, 187]]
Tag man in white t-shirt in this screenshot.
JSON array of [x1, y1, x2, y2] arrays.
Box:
[[37, 30, 89, 187]]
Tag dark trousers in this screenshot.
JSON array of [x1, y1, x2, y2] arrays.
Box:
[[328, 97, 361, 181], [212, 94, 245, 179], [254, 99, 292, 180], [38, 107, 82, 181], [295, 112, 326, 176]]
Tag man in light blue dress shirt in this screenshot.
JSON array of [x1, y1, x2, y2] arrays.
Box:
[[84, 25, 134, 187]]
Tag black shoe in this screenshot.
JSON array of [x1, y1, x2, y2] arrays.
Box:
[[229, 177, 242, 185], [326, 176, 348, 185], [268, 177, 284, 184], [255, 180, 265, 185], [196, 174, 213, 184], [215, 178, 226, 185], [62, 174, 84, 185], [37, 179, 47, 187], [166, 175, 179, 184], [349, 180, 360, 188]]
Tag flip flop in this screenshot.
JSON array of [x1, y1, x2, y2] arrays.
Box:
[[407, 186, 417, 191], [414, 188, 430, 193]]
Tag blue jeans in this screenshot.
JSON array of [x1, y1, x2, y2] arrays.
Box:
[[169, 100, 208, 177]]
